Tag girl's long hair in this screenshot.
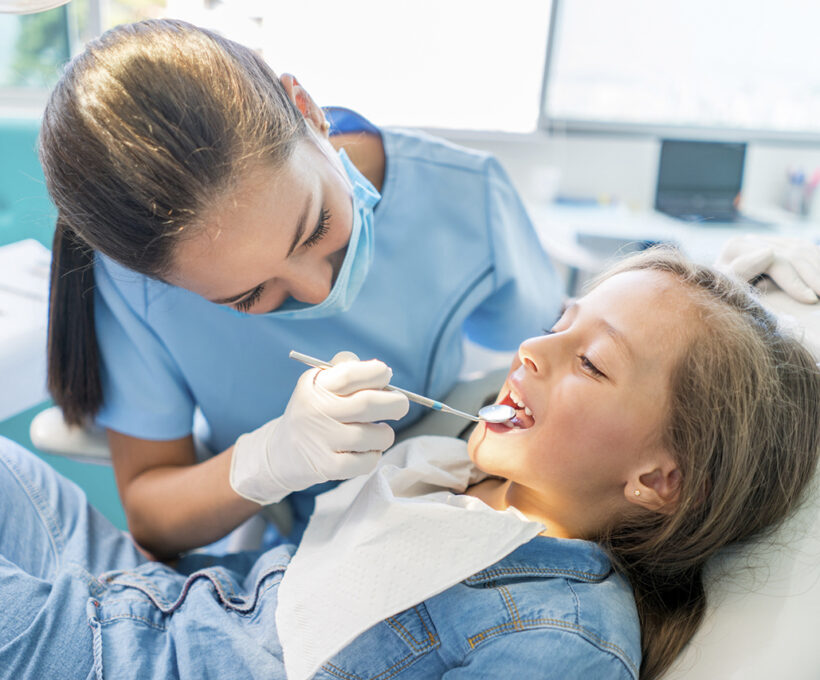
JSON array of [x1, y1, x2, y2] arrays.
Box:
[[596, 249, 820, 680], [40, 19, 306, 424]]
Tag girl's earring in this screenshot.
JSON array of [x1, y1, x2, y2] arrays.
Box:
[[320, 119, 330, 133], [633, 489, 641, 497]]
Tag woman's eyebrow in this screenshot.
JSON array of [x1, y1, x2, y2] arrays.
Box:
[[210, 284, 261, 306], [210, 193, 314, 305]]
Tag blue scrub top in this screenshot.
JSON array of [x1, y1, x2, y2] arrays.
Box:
[[93, 109, 563, 454]]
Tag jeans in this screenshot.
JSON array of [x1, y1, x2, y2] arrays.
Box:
[[0, 437, 144, 678], [0, 438, 291, 679]]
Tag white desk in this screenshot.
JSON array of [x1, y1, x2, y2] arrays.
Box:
[[526, 201, 820, 292], [0, 239, 50, 421]]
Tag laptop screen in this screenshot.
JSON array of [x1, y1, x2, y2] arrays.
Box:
[[655, 140, 746, 217]]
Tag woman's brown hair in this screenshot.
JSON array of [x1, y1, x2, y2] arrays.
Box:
[[40, 19, 307, 425], [595, 248, 820, 680]]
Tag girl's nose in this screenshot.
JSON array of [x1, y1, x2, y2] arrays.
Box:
[[517, 336, 545, 374]]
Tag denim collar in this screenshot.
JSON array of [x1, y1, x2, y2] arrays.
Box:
[[464, 536, 612, 586]]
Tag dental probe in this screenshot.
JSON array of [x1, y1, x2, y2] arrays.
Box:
[[289, 350, 515, 424]]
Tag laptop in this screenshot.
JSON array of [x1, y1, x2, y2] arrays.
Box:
[[654, 139, 767, 226]]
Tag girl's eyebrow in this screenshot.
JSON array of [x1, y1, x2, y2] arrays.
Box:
[[564, 300, 635, 361]]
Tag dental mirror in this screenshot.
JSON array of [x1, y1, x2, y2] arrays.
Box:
[[289, 350, 515, 424], [476, 403, 516, 423]]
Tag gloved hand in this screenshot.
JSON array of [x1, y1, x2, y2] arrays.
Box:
[[715, 235, 820, 304], [230, 352, 409, 505]]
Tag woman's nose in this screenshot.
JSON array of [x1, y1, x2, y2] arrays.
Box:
[[284, 268, 332, 305]]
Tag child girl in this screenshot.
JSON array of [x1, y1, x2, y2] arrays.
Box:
[[1, 249, 817, 679]]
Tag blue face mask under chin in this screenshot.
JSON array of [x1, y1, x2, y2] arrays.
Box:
[[229, 148, 380, 320]]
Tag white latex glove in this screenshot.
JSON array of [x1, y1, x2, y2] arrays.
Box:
[[230, 352, 409, 505], [716, 235, 820, 304]]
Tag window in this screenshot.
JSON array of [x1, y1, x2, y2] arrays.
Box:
[[3, 1, 553, 133], [0, 5, 69, 90], [150, 0, 553, 132]]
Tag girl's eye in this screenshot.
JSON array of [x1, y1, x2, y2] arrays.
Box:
[[303, 207, 331, 248], [233, 285, 264, 312], [580, 355, 606, 378], [541, 328, 556, 335]]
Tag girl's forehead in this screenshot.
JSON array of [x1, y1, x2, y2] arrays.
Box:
[[585, 270, 697, 366], [587, 269, 693, 317]]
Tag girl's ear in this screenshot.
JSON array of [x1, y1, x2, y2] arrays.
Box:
[[625, 453, 681, 515], [279, 73, 329, 136]]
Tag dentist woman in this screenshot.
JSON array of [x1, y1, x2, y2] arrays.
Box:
[[39, 19, 565, 559]]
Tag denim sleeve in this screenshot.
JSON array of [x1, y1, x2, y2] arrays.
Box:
[[462, 157, 564, 351], [441, 627, 638, 680]]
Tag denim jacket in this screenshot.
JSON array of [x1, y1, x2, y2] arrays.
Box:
[[0, 437, 640, 680], [84, 536, 639, 680]]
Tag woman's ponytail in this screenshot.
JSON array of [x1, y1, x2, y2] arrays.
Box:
[[47, 216, 101, 425], [39, 19, 308, 424]]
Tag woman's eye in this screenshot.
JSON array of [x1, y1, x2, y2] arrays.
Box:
[[303, 207, 331, 248], [233, 285, 264, 312], [580, 355, 605, 378]]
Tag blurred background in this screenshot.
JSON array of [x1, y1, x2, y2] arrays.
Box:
[[1, 0, 819, 528]]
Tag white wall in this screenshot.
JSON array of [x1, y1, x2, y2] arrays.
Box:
[[434, 128, 820, 219]]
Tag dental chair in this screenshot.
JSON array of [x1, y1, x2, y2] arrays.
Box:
[[663, 283, 820, 680], [29, 285, 820, 679]]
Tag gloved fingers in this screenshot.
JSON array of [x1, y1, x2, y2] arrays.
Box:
[[321, 388, 410, 423], [329, 421, 396, 454], [720, 247, 773, 281], [324, 450, 381, 480], [767, 259, 819, 304], [329, 350, 360, 365], [316, 358, 393, 395], [790, 249, 820, 296], [715, 235, 761, 266]]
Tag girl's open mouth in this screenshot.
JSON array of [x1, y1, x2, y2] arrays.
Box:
[[485, 389, 535, 433]]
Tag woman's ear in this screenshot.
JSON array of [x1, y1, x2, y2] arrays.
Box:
[[625, 453, 681, 515], [279, 73, 329, 136]]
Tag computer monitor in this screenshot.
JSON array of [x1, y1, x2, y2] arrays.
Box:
[[539, 0, 820, 143], [654, 140, 746, 222]]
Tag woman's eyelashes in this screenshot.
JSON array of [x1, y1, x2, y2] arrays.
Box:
[[303, 207, 331, 248], [231, 208, 332, 312], [233, 285, 264, 312]]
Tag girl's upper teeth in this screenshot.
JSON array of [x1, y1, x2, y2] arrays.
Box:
[[508, 389, 534, 420]]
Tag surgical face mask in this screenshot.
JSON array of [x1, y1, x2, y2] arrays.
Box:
[[259, 148, 380, 321]]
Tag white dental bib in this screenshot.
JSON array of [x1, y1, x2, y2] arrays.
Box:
[[276, 436, 544, 680]]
